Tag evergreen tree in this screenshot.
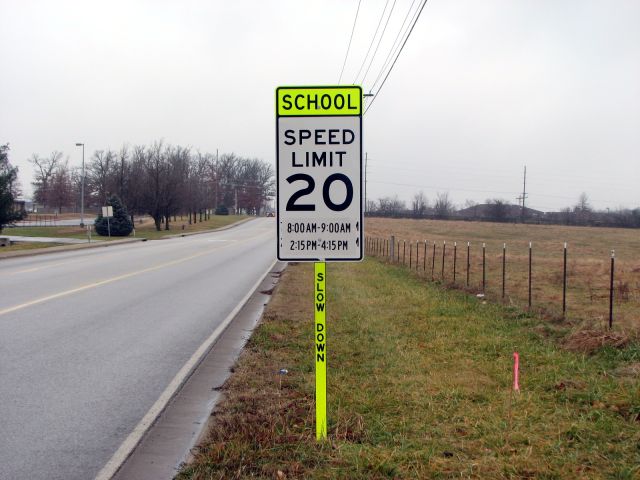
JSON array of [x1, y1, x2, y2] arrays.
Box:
[[215, 204, 229, 215], [94, 195, 134, 236], [1, 144, 26, 233]]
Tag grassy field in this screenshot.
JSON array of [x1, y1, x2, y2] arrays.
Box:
[[179, 261, 640, 479], [364, 218, 640, 332], [4, 215, 249, 242]]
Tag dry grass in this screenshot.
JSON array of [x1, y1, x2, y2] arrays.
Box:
[[180, 261, 640, 479], [0, 242, 62, 251], [364, 218, 640, 332]]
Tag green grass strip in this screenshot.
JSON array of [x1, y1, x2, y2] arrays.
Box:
[[180, 260, 640, 479]]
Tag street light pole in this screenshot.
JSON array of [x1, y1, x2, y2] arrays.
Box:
[[75, 143, 85, 227]]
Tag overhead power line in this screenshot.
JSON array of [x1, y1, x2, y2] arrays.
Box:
[[338, 0, 362, 84], [360, 0, 397, 87], [370, 0, 419, 92], [365, 0, 429, 115], [352, 0, 390, 84]]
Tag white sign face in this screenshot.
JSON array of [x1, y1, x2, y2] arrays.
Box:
[[276, 86, 363, 261], [102, 206, 113, 217]]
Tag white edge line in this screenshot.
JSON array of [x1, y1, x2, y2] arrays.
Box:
[[94, 258, 279, 480]]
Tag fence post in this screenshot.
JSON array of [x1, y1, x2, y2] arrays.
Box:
[[390, 235, 395, 262], [423, 241, 427, 271], [397, 241, 400, 263], [482, 242, 486, 293], [562, 242, 567, 318], [441, 241, 446, 281], [431, 241, 436, 281], [528, 241, 532, 309], [502, 243, 506, 300], [403, 241, 406, 265], [453, 242, 457, 284], [609, 249, 615, 329], [409, 242, 413, 269], [416, 242, 419, 271], [466, 242, 470, 287]]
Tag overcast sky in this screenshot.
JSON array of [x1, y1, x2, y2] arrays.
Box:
[[1, 0, 638, 211]]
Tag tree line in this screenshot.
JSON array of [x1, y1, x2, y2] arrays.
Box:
[[367, 191, 640, 228], [29, 142, 274, 231]]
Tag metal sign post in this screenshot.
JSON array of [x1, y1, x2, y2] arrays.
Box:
[[102, 206, 113, 238], [276, 85, 363, 440]]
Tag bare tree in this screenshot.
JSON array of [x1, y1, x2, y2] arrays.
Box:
[[49, 159, 74, 212], [378, 196, 406, 217], [575, 192, 591, 212], [573, 192, 592, 225], [87, 149, 118, 205], [365, 199, 377, 214], [30, 151, 63, 209], [434, 192, 454, 219], [411, 191, 428, 218]]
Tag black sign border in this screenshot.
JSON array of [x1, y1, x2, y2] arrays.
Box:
[[275, 85, 363, 262]]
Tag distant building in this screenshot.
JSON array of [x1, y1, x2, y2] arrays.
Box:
[[456, 203, 544, 222]]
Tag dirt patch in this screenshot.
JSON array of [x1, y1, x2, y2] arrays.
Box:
[[563, 329, 629, 354]]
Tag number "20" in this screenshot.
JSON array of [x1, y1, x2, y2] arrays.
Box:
[[286, 173, 353, 212]]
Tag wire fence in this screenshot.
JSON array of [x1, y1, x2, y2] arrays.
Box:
[[15, 214, 59, 227], [365, 235, 639, 330]]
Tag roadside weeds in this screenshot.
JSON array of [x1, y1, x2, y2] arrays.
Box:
[[179, 260, 640, 479]]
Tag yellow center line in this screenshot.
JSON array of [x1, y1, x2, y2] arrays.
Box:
[[8, 259, 87, 275], [0, 230, 271, 318]]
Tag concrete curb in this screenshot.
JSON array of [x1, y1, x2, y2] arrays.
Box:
[[156, 217, 256, 239], [0, 238, 145, 260], [104, 260, 285, 480], [0, 217, 259, 260]]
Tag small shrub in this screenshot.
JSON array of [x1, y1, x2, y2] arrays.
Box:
[[215, 205, 229, 215]]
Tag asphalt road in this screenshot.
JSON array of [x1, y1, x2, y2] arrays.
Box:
[[0, 218, 275, 480]]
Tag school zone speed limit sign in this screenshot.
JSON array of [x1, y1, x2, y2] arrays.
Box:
[[276, 86, 363, 261]]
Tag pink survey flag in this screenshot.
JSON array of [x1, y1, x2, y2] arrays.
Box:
[[513, 352, 520, 392]]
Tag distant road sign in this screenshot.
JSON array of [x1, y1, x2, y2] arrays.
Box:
[[276, 86, 363, 261], [102, 206, 113, 218]]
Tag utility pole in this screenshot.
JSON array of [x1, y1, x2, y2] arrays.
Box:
[[516, 165, 528, 223], [214, 148, 219, 210], [75, 143, 85, 227]]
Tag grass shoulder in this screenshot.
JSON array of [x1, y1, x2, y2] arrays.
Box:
[[0, 242, 62, 252], [4, 215, 249, 242], [180, 260, 640, 479]]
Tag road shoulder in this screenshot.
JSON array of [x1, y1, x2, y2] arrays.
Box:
[[110, 261, 286, 480]]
